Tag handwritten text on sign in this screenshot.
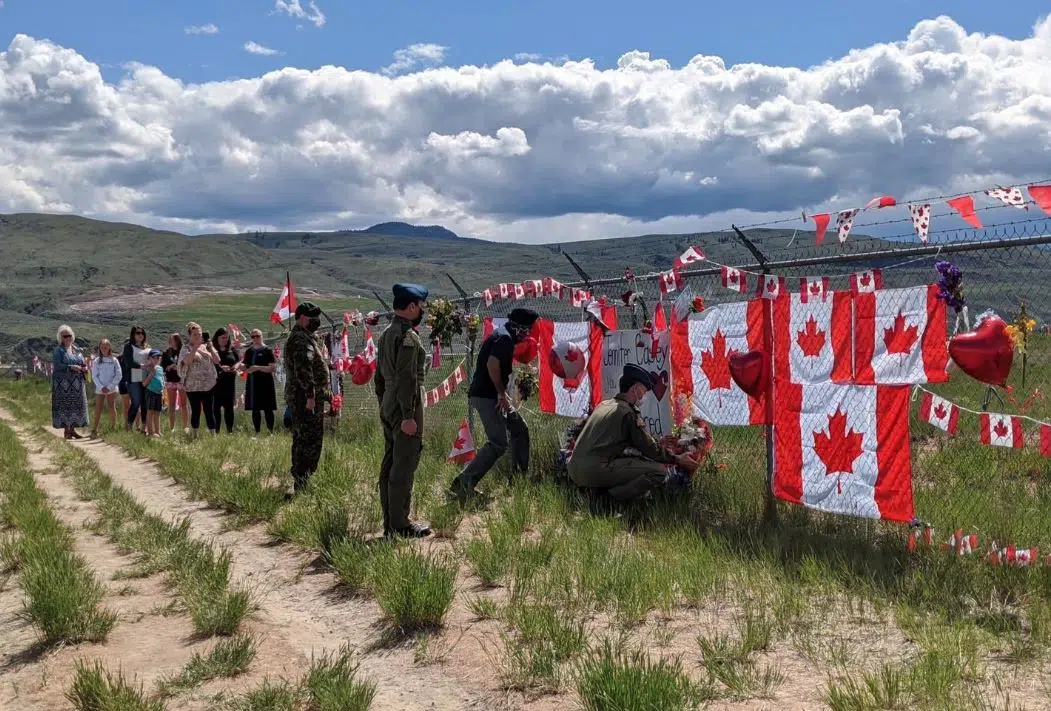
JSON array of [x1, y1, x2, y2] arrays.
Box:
[[601, 330, 672, 437]]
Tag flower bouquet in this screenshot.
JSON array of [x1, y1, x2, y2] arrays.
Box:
[[453, 309, 480, 345], [514, 364, 538, 403], [660, 416, 713, 475]]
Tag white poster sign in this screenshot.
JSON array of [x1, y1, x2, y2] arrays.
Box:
[[601, 329, 672, 438]]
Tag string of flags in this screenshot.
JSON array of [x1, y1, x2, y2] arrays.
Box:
[[907, 524, 1049, 568], [803, 183, 1051, 245], [914, 385, 1051, 455], [424, 360, 468, 408]]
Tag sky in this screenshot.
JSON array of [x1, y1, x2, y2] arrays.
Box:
[[1, 1, 1050, 243]]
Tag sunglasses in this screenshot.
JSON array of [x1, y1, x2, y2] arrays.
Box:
[[61, 334, 72, 340], [252, 334, 262, 339]]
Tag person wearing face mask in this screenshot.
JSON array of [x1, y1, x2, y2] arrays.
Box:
[[567, 364, 696, 502], [374, 283, 431, 538], [283, 301, 331, 494], [449, 307, 538, 501]]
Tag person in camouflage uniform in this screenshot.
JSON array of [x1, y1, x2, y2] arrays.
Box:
[[568, 364, 695, 502], [374, 283, 431, 538], [283, 301, 331, 494]]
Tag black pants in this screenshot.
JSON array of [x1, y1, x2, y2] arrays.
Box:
[[212, 385, 235, 433], [252, 409, 275, 433], [187, 390, 217, 431]]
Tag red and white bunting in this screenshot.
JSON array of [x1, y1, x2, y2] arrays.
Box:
[[836, 209, 860, 243], [774, 382, 914, 523], [499, 283, 512, 300], [909, 204, 931, 243], [423, 361, 467, 408], [447, 419, 476, 464], [849, 269, 884, 294], [757, 274, 786, 300], [919, 392, 959, 435], [721, 266, 748, 293], [853, 284, 949, 386], [980, 413, 1024, 449], [1029, 185, 1051, 216], [798, 277, 830, 303], [513, 282, 526, 300], [658, 269, 683, 295], [482, 289, 495, 306], [985, 187, 1027, 209], [863, 195, 897, 211], [674, 246, 706, 269], [947, 195, 983, 228], [811, 213, 831, 245]]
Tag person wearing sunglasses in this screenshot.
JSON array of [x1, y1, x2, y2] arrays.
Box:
[[120, 325, 150, 432], [242, 330, 278, 436], [51, 325, 89, 440]]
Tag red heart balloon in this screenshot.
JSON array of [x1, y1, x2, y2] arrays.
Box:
[[948, 316, 1014, 386], [649, 370, 669, 401], [513, 337, 539, 364], [728, 350, 769, 399]]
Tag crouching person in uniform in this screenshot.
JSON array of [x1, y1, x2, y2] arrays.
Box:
[[284, 301, 331, 495], [374, 283, 432, 538], [567, 364, 695, 502]]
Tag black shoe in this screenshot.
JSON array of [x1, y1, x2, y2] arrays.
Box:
[[388, 523, 432, 539]]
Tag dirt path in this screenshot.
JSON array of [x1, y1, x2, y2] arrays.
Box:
[[3, 411, 496, 710]]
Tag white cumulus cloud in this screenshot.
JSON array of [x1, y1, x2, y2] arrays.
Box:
[[274, 0, 326, 28], [243, 41, 281, 56], [382, 43, 447, 76], [1, 15, 1050, 243], [184, 24, 220, 36]]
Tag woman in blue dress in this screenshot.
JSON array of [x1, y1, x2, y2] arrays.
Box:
[[52, 324, 89, 439]]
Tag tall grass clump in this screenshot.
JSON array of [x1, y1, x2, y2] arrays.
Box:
[[0, 422, 116, 644], [574, 638, 712, 711], [158, 634, 257, 697], [67, 660, 165, 711], [370, 547, 457, 631], [304, 646, 377, 711]]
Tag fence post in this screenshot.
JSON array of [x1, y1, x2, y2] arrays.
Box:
[[732, 225, 778, 527], [446, 273, 477, 435]]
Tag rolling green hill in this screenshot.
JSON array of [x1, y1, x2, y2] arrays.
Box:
[[1, 211, 1042, 359]]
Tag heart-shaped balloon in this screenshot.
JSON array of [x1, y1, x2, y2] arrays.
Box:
[[948, 316, 1014, 386], [513, 336, 539, 364], [649, 370, 669, 401], [728, 350, 769, 399]]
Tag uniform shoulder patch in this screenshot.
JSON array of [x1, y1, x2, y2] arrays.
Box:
[[402, 331, 419, 347]]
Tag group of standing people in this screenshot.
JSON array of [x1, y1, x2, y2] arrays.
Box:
[[50, 323, 279, 440]]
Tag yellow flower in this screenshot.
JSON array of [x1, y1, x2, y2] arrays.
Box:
[[1025, 318, 1037, 332]]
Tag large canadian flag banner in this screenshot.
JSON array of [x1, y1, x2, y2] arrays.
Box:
[[774, 381, 914, 522], [853, 284, 948, 385], [676, 299, 767, 426], [773, 291, 852, 385]]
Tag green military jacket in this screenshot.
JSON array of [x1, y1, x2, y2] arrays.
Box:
[[375, 315, 426, 423], [283, 325, 330, 406], [570, 394, 674, 466]]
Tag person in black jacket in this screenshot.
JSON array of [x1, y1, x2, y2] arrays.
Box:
[[242, 329, 278, 436], [120, 325, 150, 432], [211, 327, 241, 434]]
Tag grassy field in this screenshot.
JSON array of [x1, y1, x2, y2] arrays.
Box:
[[2, 362, 1050, 709]]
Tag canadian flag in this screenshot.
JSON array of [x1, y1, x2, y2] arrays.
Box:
[[561, 287, 590, 308], [919, 392, 959, 435], [1041, 424, 1051, 457], [544, 278, 563, 296], [228, 323, 245, 345], [658, 269, 683, 295], [482, 289, 495, 306], [513, 283, 526, 300], [836, 209, 860, 243], [798, 277, 830, 303], [721, 266, 747, 293], [499, 283, 512, 300], [757, 274, 786, 299], [980, 413, 1024, 449], [774, 382, 914, 522], [675, 299, 767, 426], [270, 275, 296, 324], [537, 317, 610, 417], [674, 246, 705, 269], [849, 269, 883, 294], [853, 284, 949, 385], [523, 280, 544, 298], [447, 419, 476, 464], [985, 187, 1027, 209], [362, 329, 377, 365], [773, 291, 852, 385]]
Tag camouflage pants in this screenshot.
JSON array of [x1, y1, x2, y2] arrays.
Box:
[[379, 411, 423, 531], [568, 456, 668, 502], [290, 409, 324, 490]]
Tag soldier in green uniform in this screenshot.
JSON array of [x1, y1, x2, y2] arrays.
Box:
[[283, 302, 331, 494], [568, 364, 695, 501], [374, 283, 432, 538]]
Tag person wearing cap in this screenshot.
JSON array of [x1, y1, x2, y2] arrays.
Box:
[[374, 283, 432, 537], [449, 307, 538, 500], [567, 363, 695, 502], [141, 348, 165, 437], [283, 301, 331, 494]]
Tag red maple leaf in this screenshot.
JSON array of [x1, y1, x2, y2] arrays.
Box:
[[796, 316, 826, 357], [993, 420, 1009, 438], [700, 328, 737, 390], [809, 282, 821, 295], [883, 312, 919, 355], [813, 409, 864, 494], [766, 278, 777, 293], [565, 348, 581, 363], [860, 273, 872, 287], [728, 271, 738, 284], [933, 403, 948, 420], [453, 436, 466, 450]]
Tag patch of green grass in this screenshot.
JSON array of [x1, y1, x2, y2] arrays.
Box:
[[825, 663, 910, 711], [67, 661, 165, 711], [158, 634, 257, 697], [324, 537, 387, 595], [574, 638, 713, 711], [370, 547, 458, 632], [225, 679, 298, 711], [303, 646, 377, 711], [0, 422, 116, 645], [499, 600, 588, 692]]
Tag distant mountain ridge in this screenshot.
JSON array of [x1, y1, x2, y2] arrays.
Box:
[[352, 221, 463, 241]]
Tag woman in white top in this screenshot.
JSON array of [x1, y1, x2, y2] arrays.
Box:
[[121, 326, 151, 432], [90, 338, 122, 437]]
